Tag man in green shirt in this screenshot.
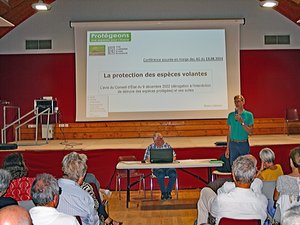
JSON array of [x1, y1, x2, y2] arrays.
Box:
[[225, 95, 254, 166]]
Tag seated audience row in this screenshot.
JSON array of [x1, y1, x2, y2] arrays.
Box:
[[0, 152, 121, 225], [197, 146, 300, 225]]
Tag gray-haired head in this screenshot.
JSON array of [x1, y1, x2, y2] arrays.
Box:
[[0, 169, 12, 194], [259, 148, 275, 163], [31, 173, 59, 206], [62, 152, 87, 181], [281, 205, 300, 225], [2, 153, 28, 179], [232, 155, 256, 184]]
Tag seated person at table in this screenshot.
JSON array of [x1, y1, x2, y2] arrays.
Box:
[[143, 132, 177, 200], [57, 152, 99, 225], [256, 148, 283, 181], [0, 205, 32, 225], [197, 155, 268, 225], [2, 153, 35, 201], [0, 169, 17, 209], [30, 173, 80, 225]]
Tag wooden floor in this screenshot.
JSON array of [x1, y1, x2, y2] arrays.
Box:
[[13, 134, 300, 151], [107, 189, 199, 225]]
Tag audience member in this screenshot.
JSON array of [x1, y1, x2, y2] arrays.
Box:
[[257, 148, 283, 181], [224, 95, 254, 169], [273, 147, 300, 221], [30, 173, 80, 225], [0, 169, 17, 208], [281, 205, 300, 225], [143, 132, 177, 200], [2, 153, 34, 201], [79, 154, 122, 225], [57, 152, 99, 225], [0, 205, 32, 225], [197, 155, 267, 225]]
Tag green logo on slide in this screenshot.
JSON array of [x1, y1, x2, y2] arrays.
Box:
[[90, 32, 131, 42], [89, 45, 105, 56]]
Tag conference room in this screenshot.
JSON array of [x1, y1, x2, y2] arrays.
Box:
[[0, 0, 300, 225]]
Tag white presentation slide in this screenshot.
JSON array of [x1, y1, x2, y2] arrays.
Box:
[[86, 29, 228, 118]]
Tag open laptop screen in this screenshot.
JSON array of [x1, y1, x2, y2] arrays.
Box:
[[150, 148, 173, 163]]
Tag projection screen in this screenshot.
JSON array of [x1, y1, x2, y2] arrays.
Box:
[[71, 19, 244, 121]]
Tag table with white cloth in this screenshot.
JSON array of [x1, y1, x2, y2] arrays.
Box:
[[116, 159, 223, 208]]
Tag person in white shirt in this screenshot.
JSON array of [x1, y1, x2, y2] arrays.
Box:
[[29, 173, 79, 225], [197, 155, 268, 225]]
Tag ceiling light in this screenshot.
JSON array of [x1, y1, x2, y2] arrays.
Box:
[[32, 0, 51, 11], [259, 0, 279, 8]]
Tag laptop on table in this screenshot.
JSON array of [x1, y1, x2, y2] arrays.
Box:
[[150, 148, 174, 163]]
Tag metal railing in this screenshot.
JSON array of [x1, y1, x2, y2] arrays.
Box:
[[2, 105, 21, 144], [1, 107, 51, 145]]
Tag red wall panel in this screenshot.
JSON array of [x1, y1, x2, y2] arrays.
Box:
[[1, 50, 300, 128], [240, 50, 300, 118], [0, 53, 76, 137]]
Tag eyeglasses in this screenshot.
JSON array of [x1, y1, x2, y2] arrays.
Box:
[[234, 100, 243, 103]]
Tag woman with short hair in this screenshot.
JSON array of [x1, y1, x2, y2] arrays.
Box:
[[256, 147, 284, 181], [57, 152, 99, 225]]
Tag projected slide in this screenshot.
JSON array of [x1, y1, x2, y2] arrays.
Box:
[[86, 29, 227, 118]]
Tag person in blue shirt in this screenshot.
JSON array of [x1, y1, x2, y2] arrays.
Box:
[[143, 132, 177, 200], [225, 95, 254, 167]]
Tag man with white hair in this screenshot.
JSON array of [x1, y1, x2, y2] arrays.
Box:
[[197, 155, 268, 225]]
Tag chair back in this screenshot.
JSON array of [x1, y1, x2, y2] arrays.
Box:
[[262, 180, 276, 201], [219, 218, 260, 225], [117, 155, 139, 176], [118, 155, 137, 161], [286, 108, 299, 121]]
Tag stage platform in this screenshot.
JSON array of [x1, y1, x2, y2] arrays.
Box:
[[12, 134, 300, 151], [1, 134, 299, 190]]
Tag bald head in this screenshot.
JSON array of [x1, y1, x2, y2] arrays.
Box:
[[0, 205, 32, 225]]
